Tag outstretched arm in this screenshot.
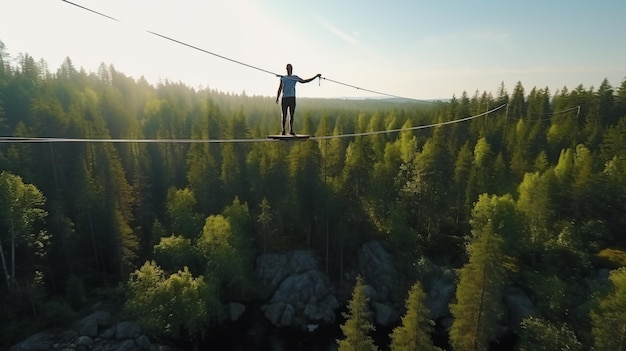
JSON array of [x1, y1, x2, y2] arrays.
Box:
[[276, 80, 283, 103], [300, 73, 322, 83]]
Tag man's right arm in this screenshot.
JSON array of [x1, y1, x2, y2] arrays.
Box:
[[276, 80, 283, 103]]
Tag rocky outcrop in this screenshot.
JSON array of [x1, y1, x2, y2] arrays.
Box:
[[227, 302, 246, 321], [357, 241, 402, 327], [10, 240, 545, 349], [358, 241, 399, 303], [256, 250, 339, 329], [255, 242, 414, 329], [9, 311, 173, 351], [418, 259, 457, 321]]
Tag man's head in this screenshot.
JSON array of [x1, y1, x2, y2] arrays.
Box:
[[286, 64, 293, 75]]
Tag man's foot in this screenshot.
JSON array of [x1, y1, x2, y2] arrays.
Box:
[[289, 131, 296, 136], [281, 130, 286, 135]]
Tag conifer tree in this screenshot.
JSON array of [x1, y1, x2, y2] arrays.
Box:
[[414, 127, 454, 235], [166, 187, 203, 239], [337, 275, 379, 351], [591, 268, 626, 350], [0, 171, 47, 290], [517, 317, 582, 351], [449, 194, 507, 351], [389, 281, 442, 351], [186, 128, 220, 215], [453, 142, 473, 222]]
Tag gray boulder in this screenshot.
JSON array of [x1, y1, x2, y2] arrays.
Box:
[[76, 335, 94, 346], [358, 241, 399, 303], [10, 310, 172, 351], [9, 331, 56, 351], [264, 302, 288, 325], [257, 250, 318, 291], [114, 339, 139, 351], [258, 250, 339, 328], [135, 334, 152, 350], [279, 304, 295, 326], [424, 271, 456, 320], [115, 321, 141, 340], [228, 302, 246, 321], [372, 302, 400, 327], [73, 310, 112, 337]]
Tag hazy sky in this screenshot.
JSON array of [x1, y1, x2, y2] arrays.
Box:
[[2, 0, 625, 100]]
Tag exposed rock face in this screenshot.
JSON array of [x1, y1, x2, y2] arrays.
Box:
[[417, 256, 539, 335], [9, 311, 169, 351], [115, 321, 142, 340], [357, 241, 402, 327], [419, 261, 457, 321], [371, 302, 400, 327], [74, 310, 111, 338], [11, 240, 545, 349], [358, 241, 399, 303], [228, 302, 246, 321], [257, 250, 340, 329]]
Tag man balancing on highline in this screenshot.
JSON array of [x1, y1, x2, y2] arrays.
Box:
[[275, 64, 321, 135]]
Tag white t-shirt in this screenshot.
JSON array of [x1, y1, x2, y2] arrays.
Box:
[[281, 75, 301, 97]]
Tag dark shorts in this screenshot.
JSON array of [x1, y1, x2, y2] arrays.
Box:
[[281, 96, 296, 118]]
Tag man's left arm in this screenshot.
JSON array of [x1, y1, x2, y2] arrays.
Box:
[[300, 73, 321, 83]]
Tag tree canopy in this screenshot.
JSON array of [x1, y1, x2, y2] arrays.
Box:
[[1, 44, 625, 349]]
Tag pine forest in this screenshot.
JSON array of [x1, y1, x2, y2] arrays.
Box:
[[1, 46, 626, 351]]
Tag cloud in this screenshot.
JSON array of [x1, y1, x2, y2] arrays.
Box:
[[313, 14, 360, 45]]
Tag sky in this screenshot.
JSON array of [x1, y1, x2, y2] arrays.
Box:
[[1, 0, 625, 100]]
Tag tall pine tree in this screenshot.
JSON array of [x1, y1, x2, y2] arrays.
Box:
[[449, 194, 507, 351], [337, 275, 379, 351], [389, 281, 442, 351], [592, 268, 626, 350]]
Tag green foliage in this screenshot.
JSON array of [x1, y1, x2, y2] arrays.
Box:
[[597, 248, 626, 268], [525, 274, 569, 323], [517, 317, 582, 351], [198, 214, 248, 298], [591, 268, 626, 350], [337, 275, 379, 351], [257, 197, 276, 254], [412, 128, 455, 236], [517, 172, 551, 245], [450, 194, 508, 351], [222, 197, 254, 263], [153, 235, 201, 274], [0, 171, 47, 290], [125, 261, 220, 338], [150, 219, 168, 250], [1, 46, 626, 349], [166, 187, 203, 239], [221, 198, 254, 295], [389, 281, 442, 351], [38, 298, 78, 330], [114, 208, 139, 273], [471, 193, 523, 251]]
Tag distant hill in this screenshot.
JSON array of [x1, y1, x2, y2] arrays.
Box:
[[298, 96, 444, 111]]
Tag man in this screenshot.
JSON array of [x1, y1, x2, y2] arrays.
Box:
[[276, 64, 321, 135]]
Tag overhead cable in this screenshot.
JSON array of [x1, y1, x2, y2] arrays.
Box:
[[60, 0, 436, 103], [310, 103, 507, 140], [0, 104, 506, 144]]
